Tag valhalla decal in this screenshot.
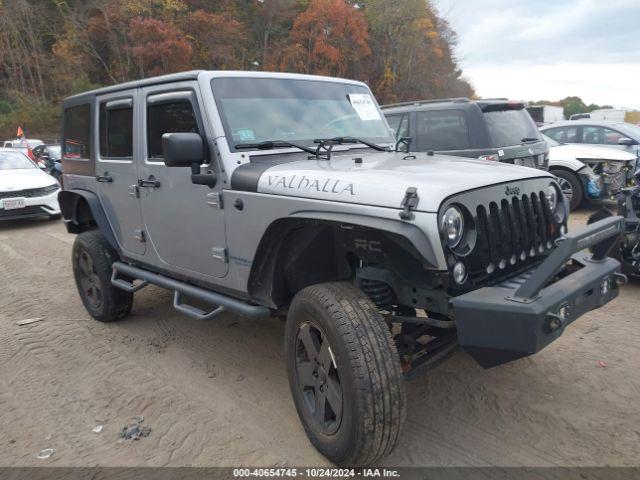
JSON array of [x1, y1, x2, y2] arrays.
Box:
[[268, 175, 355, 196], [505, 185, 520, 196]]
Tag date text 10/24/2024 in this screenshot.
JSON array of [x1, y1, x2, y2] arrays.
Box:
[[233, 468, 401, 478]]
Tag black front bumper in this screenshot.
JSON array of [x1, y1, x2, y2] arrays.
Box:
[[452, 216, 625, 368]]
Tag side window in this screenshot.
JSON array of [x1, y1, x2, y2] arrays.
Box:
[[603, 128, 623, 145], [99, 100, 133, 158], [63, 104, 91, 159], [581, 126, 604, 144], [147, 99, 199, 159], [546, 126, 578, 143], [415, 110, 470, 151]]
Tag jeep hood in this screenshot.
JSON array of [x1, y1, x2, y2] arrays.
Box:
[[254, 151, 553, 212]]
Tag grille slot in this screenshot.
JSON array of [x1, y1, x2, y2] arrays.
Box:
[[0, 186, 57, 200], [0, 205, 47, 218], [471, 191, 560, 282]]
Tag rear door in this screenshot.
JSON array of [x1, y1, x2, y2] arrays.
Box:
[[138, 81, 228, 279], [95, 90, 145, 255]]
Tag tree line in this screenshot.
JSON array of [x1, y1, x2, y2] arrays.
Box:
[[0, 0, 474, 139]]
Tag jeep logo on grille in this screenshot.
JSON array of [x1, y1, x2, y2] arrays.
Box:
[[505, 185, 520, 196]]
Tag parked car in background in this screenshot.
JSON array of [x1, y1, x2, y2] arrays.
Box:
[[3, 138, 44, 148], [569, 113, 591, 120], [382, 98, 549, 170], [541, 120, 640, 159], [543, 133, 637, 210], [33, 144, 63, 182], [0, 148, 61, 220], [526, 105, 564, 125]]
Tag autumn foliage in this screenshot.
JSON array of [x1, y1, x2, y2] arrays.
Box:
[[0, 0, 474, 138]]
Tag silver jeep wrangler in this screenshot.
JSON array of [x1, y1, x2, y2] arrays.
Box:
[[59, 70, 625, 465]]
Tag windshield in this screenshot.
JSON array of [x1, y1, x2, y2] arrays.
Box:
[[618, 123, 640, 140], [541, 133, 560, 147], [212, 77, 393, 151], [0, 151, 36, 170], [483, 108, 541, 147]]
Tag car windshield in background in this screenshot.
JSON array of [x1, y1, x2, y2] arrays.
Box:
[[618, 123, 640, 140], [483, 108, 540, 148], [0, 151, 36, 170], [48, 145, 62, 159], [541, 133, 560, 147], [211, 77, 393, 151]]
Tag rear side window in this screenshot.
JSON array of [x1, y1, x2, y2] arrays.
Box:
[[483, 108, 539, 147], [99, 101, 133, 158], [63, 104, 91, 159], [415, 110, 470, 151], [147, 100, 199, 159]]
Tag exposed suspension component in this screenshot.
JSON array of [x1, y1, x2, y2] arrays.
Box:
[[360, 278, 393, 310]]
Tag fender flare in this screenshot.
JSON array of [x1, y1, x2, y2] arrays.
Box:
[[247, 210, 443, 307], [58, 189, 119, 252]]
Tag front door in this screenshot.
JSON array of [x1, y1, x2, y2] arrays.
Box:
[[138, 81, 228, 279], [95, 90, 145, 256]]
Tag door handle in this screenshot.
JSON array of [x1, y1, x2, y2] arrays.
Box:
[[95, 174, 113, 183], [138, 176, 161, 188]]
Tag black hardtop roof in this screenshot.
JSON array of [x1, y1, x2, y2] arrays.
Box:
[[381, 97, 523, 113], [63, 70, 204, 104]]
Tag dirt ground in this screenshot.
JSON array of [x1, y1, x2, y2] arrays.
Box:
[[0, 206, 639, 468]]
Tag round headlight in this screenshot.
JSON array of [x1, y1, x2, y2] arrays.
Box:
[[441, 206, 464, 248], [546, 185, 557, 212]]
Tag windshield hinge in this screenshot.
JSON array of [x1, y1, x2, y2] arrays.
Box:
[[399, 187, 419, 220]]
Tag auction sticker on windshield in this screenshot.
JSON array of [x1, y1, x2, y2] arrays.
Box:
[[2, 198, 25, 210], [348, 94, 381, 121]]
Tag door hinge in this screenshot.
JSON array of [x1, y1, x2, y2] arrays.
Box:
[[399, 187, 419, 220], [211, 247, 228, 263], [128, 185, 139, 198], [206, 192, 223, 209], [134, 229, 145, 243]]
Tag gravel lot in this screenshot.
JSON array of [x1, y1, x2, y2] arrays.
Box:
[[0, 206, 638, 467]]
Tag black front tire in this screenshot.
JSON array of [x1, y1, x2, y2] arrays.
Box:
[[72, 230, 133, 322], [552, 169, 583, 211], [285, 282, 405, 466]]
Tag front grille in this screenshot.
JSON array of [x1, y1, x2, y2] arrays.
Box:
[[0, 185, 58, 200], [467, 191, 561, 284], [0, 205, 48, 218]]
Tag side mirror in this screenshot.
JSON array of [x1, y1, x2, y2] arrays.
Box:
[[161, 132, 217, 187], [162, 132, 204, 167], [618, 137, 636, 146]]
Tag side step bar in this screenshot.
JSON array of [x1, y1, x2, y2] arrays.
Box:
[[111, 261, 271, 321]]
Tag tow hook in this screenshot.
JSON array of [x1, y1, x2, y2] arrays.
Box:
[[614, 272, 628, 286], [547, 303, 570, 333]]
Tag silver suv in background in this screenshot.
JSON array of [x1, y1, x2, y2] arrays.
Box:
[[541, 120, 640, 160]]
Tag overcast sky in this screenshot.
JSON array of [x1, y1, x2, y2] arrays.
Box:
[[434, 0, 640, 109]]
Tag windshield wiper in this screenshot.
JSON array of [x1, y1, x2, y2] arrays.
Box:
[[521, 137, 540, 143], [313, 136, 390, 152], [235, 140, 317, 155]]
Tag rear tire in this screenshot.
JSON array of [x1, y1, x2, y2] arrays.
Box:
[[285, 282, 405, 466], [72, 230, 133, 322], [552, 169, 583, 211]]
